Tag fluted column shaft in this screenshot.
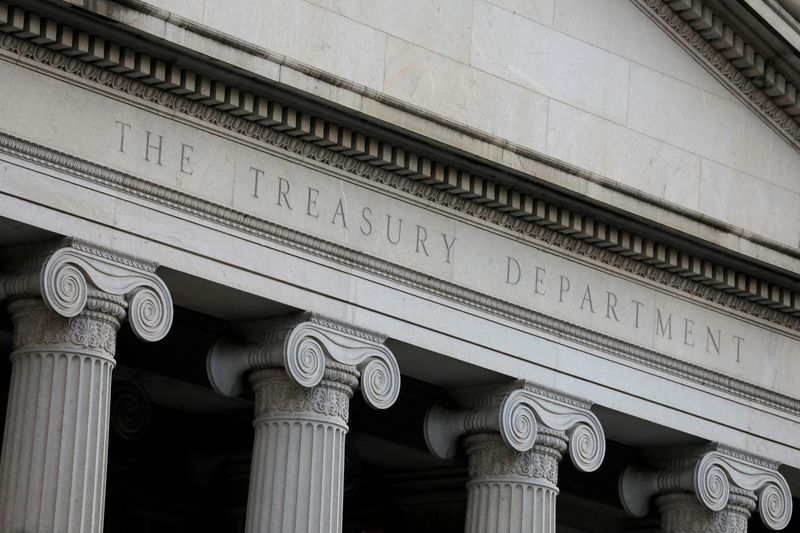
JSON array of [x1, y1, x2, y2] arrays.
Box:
[[207, 314, 400, 532], [464, 429, 568, 533], [656, 488, 756, 533], [0, 295, 125, 533], [244, 364, 359, 533]]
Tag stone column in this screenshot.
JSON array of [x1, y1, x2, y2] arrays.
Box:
[[0, 238, 173, 533], [424, 381, 606, 533], [207, 313, 401, 533], [619, 445, 793, 532]]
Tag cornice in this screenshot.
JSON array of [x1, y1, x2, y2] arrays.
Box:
[[1, 30, 797, 331], [0, 28, 800, 415], [1, 2, 798, 318], [631, 0, 800, 149]]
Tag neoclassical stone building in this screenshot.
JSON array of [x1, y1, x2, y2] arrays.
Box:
[[0, 0, 798, 532]]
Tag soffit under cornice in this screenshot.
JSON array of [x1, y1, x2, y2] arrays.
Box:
[[1, 1, 800, 329]]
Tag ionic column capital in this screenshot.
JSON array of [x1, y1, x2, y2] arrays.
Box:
[[0, 237, 173, 341], [424, 380, 606, 472], [207, 313, 401, 410], [619, 444, 793, 530]]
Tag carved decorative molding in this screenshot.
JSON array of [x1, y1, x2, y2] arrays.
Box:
[[207, 313, 401, 410], [655, 489, 755, 533], [463, 430, 567, 484], [0, 237, 173, 342], [424, 381, 606, 473], [619, 444, 793, 530], [249, 367, 357, 424], [7, 296, 123, 357], [631, 0, 800, 149], [0, 6, 797, 320]]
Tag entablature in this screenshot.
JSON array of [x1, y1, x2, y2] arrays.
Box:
[[9, 1, 800, 321], [0, 3, 798, 385]]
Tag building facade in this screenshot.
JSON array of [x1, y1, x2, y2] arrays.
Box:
[[0, 0, 799, 531]]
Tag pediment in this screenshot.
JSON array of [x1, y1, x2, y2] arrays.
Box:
[[632, 0, 800, 151]]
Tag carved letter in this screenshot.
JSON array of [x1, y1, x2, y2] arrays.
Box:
[[250, 167, 264, 198], [306, 187, 320, 218], [331, 198, 347, 228], [580, 285, 595, 313], [631, 300, 644, 329], [179, 143, 193, 175], [277, 177, 292, 210], [442, 234, 456, 264], [386, 215, 403, 245], [606, 291, 619, 322], [115, 120, 131, 153], [144, 130, 163, 165], [361, 206, 373, 236], [415, 225, 430, 256], [706, 326, 721, 355], [655, 309, 672, 339], [506, 256, 521, 285], [559, 275, 570, 302], [534, 267, 546, 296], [684, 318, 695, 347], [732, 335, 745, 363]]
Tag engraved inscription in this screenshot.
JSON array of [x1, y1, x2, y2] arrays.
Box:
[[506, 256, 746, 363], [101, 112, 799, 388], [116, 120, 194, 176], [247, 164, 458, 265], [14, 103, 767, 397]]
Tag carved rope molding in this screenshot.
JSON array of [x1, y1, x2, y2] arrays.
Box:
[[0, 38, 799, 413], [0, 238, 173, 341], [619, 446, 793, 530], [631, 0, 800, 146], [207, 314, 401, 410], [424, 382, 606, 473], [0, 11, 796, 316]]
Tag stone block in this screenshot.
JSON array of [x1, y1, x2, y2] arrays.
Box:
[[384, 36, 549, 151], [471, 0, 630, 124], [304, 0, 473, 62], [547, 100, 701, 209]]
